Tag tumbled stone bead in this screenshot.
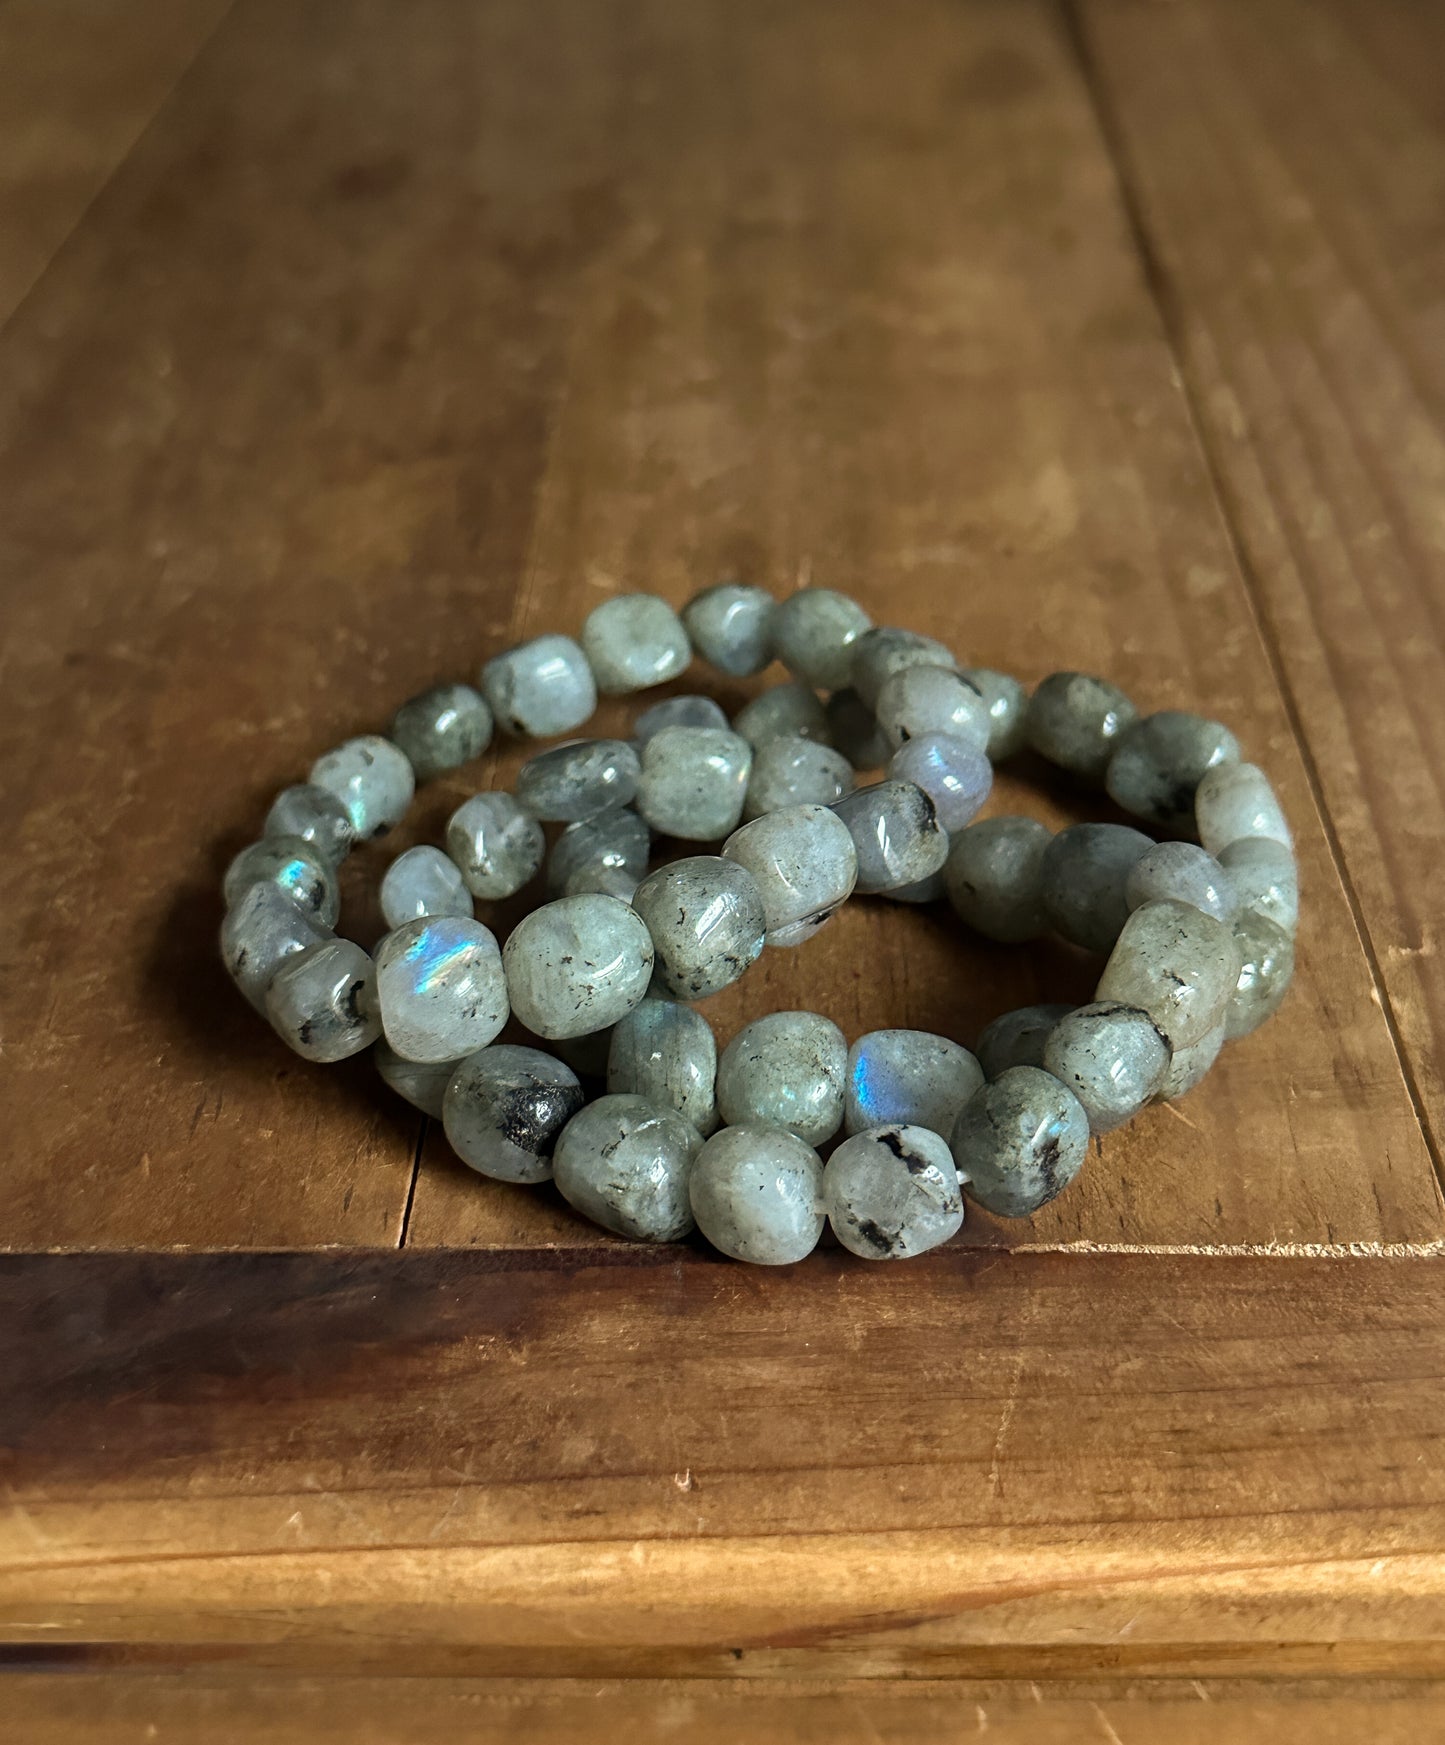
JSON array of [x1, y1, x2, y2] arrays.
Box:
[[744, 735, 854, 820], [562, 863, 639, 903], [374, 1040, 458, 1118], [1025, 672, 1138, 783], [608, 998, 718, 1134], [717, 1010, 846, 1146], [832, 780, 948, 895], [503, 893, 654, 1040], [446, 792, 545, 899], [480, 633, 596, 738], [1040, 822, 1154, 954], [636, 725, 752, 841], [632, 855, 766, 999], [1218, 838, 1298, 934], [379, 845, 473, 929], [1042, 1002, 1170, 1133], [1157, 1021, 1225, 1101], [975, 1004, 1074, 1079], [553, 1094, 702, 1240], [722, 803, 858, 947], [547, 807, 651, 896], [442, 1043, 584, 1183], [960, 668, 1028, 761], [1195, 761, 1292, 854], [850, 626, 956, 711], [1096, 898, 1240, 1050], [309, 735, 415, 839], [515, 738, 641, 824], [825, 687, 891, 770], [945, 816, 1051, 942], [1226, 910, 1295, 1039], [733, 681, 830, 750], [770, 587, 872, 691], [221, 882, 333, 1012], [874, 666, 990, 754], [634, 694, 730, 742], [689, 1124, 825, 1264], [224, 835, 340, 928], [845, 1030, 984, 1138], [883, 868, 947, 904], [950, 1066, 1090, 1217], [265, 783, 354, 866], [682, 582, 776, 677], [265, 938, 379, 1062], [389, 682, 493, 781], [1104, 710, 1240, 832], [582, 594, 691, 695], [1125, 840, 1238, 924], [374, 916, 509, 1063], [825, 1124, 964, 1259], [887, 732, 992, 832]]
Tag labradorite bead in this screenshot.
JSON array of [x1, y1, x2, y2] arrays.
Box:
[[221, 882, 333, 1012], [1226, 911, 1295, 1039], [224, 835, 340, 928], [309, 735, 415, 839], [547, 807, 651, 896], [634, 694, 730, 742], [1105, 710, 1240, 831], [1096, 898, 1241, 1050], [632, 855, 766, 999], [1040, 822, 1154, 954], [389, 682, 493, 781], [608, 998, 718, 1134], [265, 783, 354, 866], [844, 1030, 984, 1138], [722, 803, 859, 946], [945, 816, 1051, 942], [374, 916, 509, 1064], [950, 1066, 1090, 1217], [636, 725, 752, 841], [1125, 841, 1238, 924], [265, 938, 379, 1063], [515, 738, 641, 824], [1025, 671, 1138, 783], [744, 735, 855, 820], [770, 588, 872, 691], [824, 1124, 964, 1259], [689, 1124, 825, 1264], [1042, 1002, 1170, 1133], [1157, 1021, 1225, 1101], [480, 634, 597, 738], [717, 1011, 847, 1146], [832, 780, 948, 895], [733, 681, 831, 750], [1196, 761, 1292, 854], [960, 668, 1028, 760], [553, 1094, 701, 1241], [874, 665, 990, 754], [446, 792, 545, 899], [442, 1044, 584, 1183], [379, 845, 473, 929], [883, 868, 947, 904], [682, 582, 777, 677], [374, 1040, 459, 1118], [825, 687, 892, 770], [850, 626, 957, 711], [887, 732, 992, 832], [1218, 838, 1298, 934], [974, 1004, 1074, 1079], [502, 894, 655, 1040], [582, 594, 691, 695]]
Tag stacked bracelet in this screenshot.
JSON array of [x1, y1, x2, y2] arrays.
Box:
[[220, 585, 1297, 1263]]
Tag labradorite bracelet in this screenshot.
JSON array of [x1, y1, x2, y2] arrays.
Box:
[[221, 585, 1297, 1263]]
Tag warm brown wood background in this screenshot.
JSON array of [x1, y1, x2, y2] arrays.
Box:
[[2, 0, 1443, 1735]]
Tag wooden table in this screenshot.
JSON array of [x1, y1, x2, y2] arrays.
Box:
[[4, 0, 1444, 1735]]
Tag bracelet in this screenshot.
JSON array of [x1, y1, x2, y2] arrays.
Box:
[[220, 586, 1298, 1264]]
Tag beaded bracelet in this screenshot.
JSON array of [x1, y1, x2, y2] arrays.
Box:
[[220, 585, 1298, 1263]]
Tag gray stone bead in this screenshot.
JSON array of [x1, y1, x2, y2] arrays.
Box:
[[1218, 838, 1298, 934], [824, 1124, 964, 1259], [634, 694, 730, 742], [1125, 840, 1238, 924], [832, 780, 948, 895], [733, 681, 831, 750], [553, 1094, 701, 1241], [850, 626, 957, 711], [682, 582, 776, 677], [547, 807, 651, 896], [887, 732, 992, 832], [632, 855, 766, 999], [582, 594, 691, 695], [480, 633, 597, 738], [608, 998, 718, 1134], [717, 1011, 847, 1146], [264, 938, 379, 1063], [1025, 672, 1138, 783], [374, 916, 509, 1064], [502, 893, 655, 1040], [1042, 1002, 1170, 1133], [1195, 761, 1292, 854], [844, 1029, 985, 1138], [960, 668, 1028, 760], [1156, 1021, 1225, 1102], [688, 1124, 825, 1264], [1040, 822, 1154, 954], [221, 882, 333, 1012], [446, 792, 545, 899], [950, 1066, 1090, 1218], [974, 1004, 1075, 1079], [374, 1040, 458, 1118], [722, 803, 859, 947], [744, 735, 855, 820], [874, 665, 990, 754], [1226, 911, 1295, 1039], [561, 864, 640, 903], [1105, 710, 1240, 831], [770, 587, 872, 691], [825, 687, 891, 770], [309, 735, 415, 839], [945, 816, 1052, 943], [379, 845, 474, 929], [264, 783, 354, 866], [515, 738, 641, 823], [882, 868, 947, 904], [441, 1044, 584, 1183], [223, 835, 340, 928], [636, 725, 752, 841], [1096, 898, 1241, 1050], [389, 682, 493, 781]]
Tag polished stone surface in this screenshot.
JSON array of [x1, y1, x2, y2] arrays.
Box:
[[374, 916, 509, 1064], [379, 845, 474, 929], [960, 667, 1028, 760], [264, 938, 379, 1063], [844, 1029, 984, 1138], [688, 1124, 826, 1264], [832, 780, 948, 894], [389, 682, 493, 781], [744, 734, 855, 819], [682, 582, 776, 677], [633, 694, 730, 742], [1227, 910, 1296, 1038], [824, 686, 892, 770], [374, 1040, 459, 1118], [631, 855, 766, 999], [733, 680, 831, 750], [221, 881, 334, 1013], [480, 633, 597, 738], [442, 1044, 584, 1183], [264, 783, 354, 867], [502, 893, 655, 1040], [582, 594, 692, 695], [515, 738, 641, 823], [849, 625, 957, 710], [1096, 898, 1241, 1050], [607, 998, 718, 1134], [722, 803, 859, 946], [717, 1010, 848, 1146], [446, 791, 546, 899], [945, 815, 1051, 942], [1104, 709, 1240, 831], [1125, 840, 1238, 924], [224, 835, 339, 928], [1042, 1001, 1170, 1133], [1039, 822, 1154, 954], [951, 1065, 1090, 1217], [553, 1093, 702, 1240], [1196, 760, 1293, 854], [309, 734, 415, 839], [824, 1124, 964, 1259], [974, 1003, 1074, 1079], [1218, 837, 1299, 934], [770, 587, 872, 690], [547, 807, 651, 896], [1025, 671, 1137, 782], [874, 664, 990, 754], [886, 731, 992, 832], [635, 725, 752, 840]]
